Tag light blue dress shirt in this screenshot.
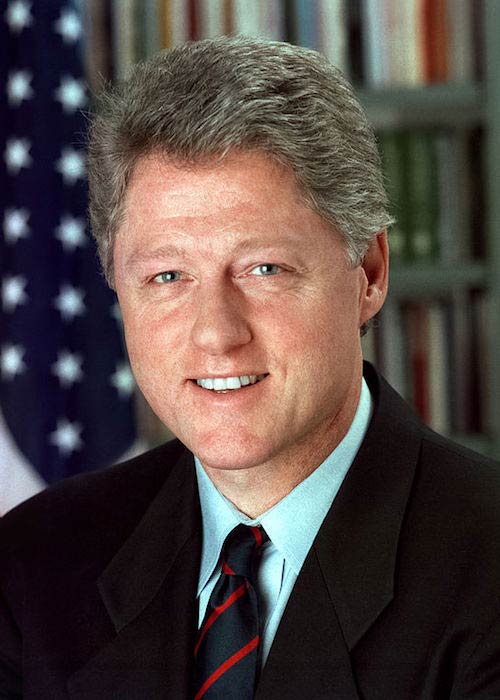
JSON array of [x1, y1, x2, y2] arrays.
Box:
[[194, 378, 373, 666]]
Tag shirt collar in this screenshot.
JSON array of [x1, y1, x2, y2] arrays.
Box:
[[195, 377, 373, 595]]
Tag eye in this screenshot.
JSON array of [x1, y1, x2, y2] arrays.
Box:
[[250, 264, 282, 276], [152, 271, 181, 284]]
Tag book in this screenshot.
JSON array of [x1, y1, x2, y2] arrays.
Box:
[[361, 0, 389, 86], [427, 301, 451, 434], [143, 0, 162, 57], [405, 130, 440, 262], [318, 0, 348, 75], [405, 302, 431, 423], [435, 130, 467, 265], [198, 0, 224, 38], [259, 0, 286, 41], [293, 0, 318, 50], [389, 0, 424, 85], [377, 298, 407, 398], [447, 0, 474, 83], [422, 0, 449, 83], [232, 0, 261, 37], [111, 0, 137, 80], [160, 0, 189, 47]]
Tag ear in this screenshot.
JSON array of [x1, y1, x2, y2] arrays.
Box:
[[358, 231, 389, 327]]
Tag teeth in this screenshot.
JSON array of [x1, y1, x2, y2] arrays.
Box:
[[196, 374, 266, 391]]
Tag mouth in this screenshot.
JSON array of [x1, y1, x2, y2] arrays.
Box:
[[191, 373, 269, 393]]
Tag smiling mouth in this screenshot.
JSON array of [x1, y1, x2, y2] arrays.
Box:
[[193, 374, 268, 392]]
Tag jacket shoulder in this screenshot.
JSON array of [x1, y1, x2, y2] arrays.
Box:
[[419, 431, 500, 518], [0, 439, 191, 562]]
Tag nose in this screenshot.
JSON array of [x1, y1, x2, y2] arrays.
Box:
[[190, 279, 252, 355]]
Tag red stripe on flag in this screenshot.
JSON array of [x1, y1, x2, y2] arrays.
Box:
[[194, 580, 249, 657], [194, 635, 259, 699]]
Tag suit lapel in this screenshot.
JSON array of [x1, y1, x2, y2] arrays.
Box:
[[258, 366, 423, 695], [256, 546, 360, 699], [67, 449, 201, 700], [316, 365, 423, 650]]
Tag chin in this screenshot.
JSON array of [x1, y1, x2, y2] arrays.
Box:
[[184, 429, 275, 472]]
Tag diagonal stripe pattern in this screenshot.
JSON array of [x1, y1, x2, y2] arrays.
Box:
[[194, 524, 268, 699]]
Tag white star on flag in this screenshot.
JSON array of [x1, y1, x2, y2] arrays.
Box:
[[1, 344, 26, 380], [5, 138, 32, 175], [2, 275, 28, 312], [3, 208, 30, 244], [54, 76, 86, 113], [7, 69, 34, 106], [5, 0, 33, 33], [110, 362, 135, 399], [49, 418, 83, 456], [53, 284, 86, 321], [51, 350, 83, 387], [54, 7, 82, 43], [54, 215, 87, 251], [55, 147, 85, 185]]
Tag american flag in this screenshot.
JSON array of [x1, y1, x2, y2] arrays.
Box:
[[0, 0, 137, 513]]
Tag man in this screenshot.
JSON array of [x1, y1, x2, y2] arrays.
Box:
[[1, 36, 500, 699]]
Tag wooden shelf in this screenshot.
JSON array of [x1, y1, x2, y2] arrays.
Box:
[[389, 262, 488, 297], [358, 84, 485, 130]]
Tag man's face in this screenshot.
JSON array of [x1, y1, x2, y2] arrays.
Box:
[[114, 151, 385, 473]]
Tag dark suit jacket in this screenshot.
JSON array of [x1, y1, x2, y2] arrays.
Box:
[[1, 364, 500, 699]]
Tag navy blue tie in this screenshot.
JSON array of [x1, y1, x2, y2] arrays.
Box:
[[194, 524, 268, 699]]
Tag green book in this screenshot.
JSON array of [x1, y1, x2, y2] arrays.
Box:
[[405, 130, 440, 262]]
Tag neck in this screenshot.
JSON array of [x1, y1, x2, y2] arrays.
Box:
[[202, 373, 363, 518]]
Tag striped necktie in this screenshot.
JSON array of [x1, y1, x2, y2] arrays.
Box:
[[193, 524, 268, 699]]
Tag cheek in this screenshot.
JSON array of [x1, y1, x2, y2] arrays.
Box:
[[122, 313, 175, 388]]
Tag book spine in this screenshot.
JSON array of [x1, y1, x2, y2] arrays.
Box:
[[232, 0, 261, 36], [422, 0, 449, 83], [143, 0, 161, 56], [361, 0, 389, 87], [198, 0, 225, 38], [160, 0, 189, 47], [111, 0, 136, 80], [378, 298, 407, 398], [427, 301, 451, 434], [390, 0, 424, 85], [405, 302, 431, 424], [293, 0, 318, 49], [259, 0, 286, 41], [447, 0, 474, 83], [318, 0, 348, 75], [405, 130, 440, 262]]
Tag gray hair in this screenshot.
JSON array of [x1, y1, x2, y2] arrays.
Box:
[[88, 35, 393, 286]]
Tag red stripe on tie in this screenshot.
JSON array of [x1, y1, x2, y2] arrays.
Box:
[[222, 561, 235, 575], [194, 635, 259, 699], [194, 581, 249, 657]]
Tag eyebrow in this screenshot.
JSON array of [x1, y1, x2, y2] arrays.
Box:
[[126, 235, 302, 269], [126, 243, 188, 268]]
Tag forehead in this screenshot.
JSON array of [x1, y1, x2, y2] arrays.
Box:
[[124, 150, 308, 215], [115, 150, 344, 265]]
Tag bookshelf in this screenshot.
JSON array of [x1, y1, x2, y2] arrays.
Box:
[[100, 0, 500, 458], [358, 84, 485, 129], [360, 1, 500, 458]]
